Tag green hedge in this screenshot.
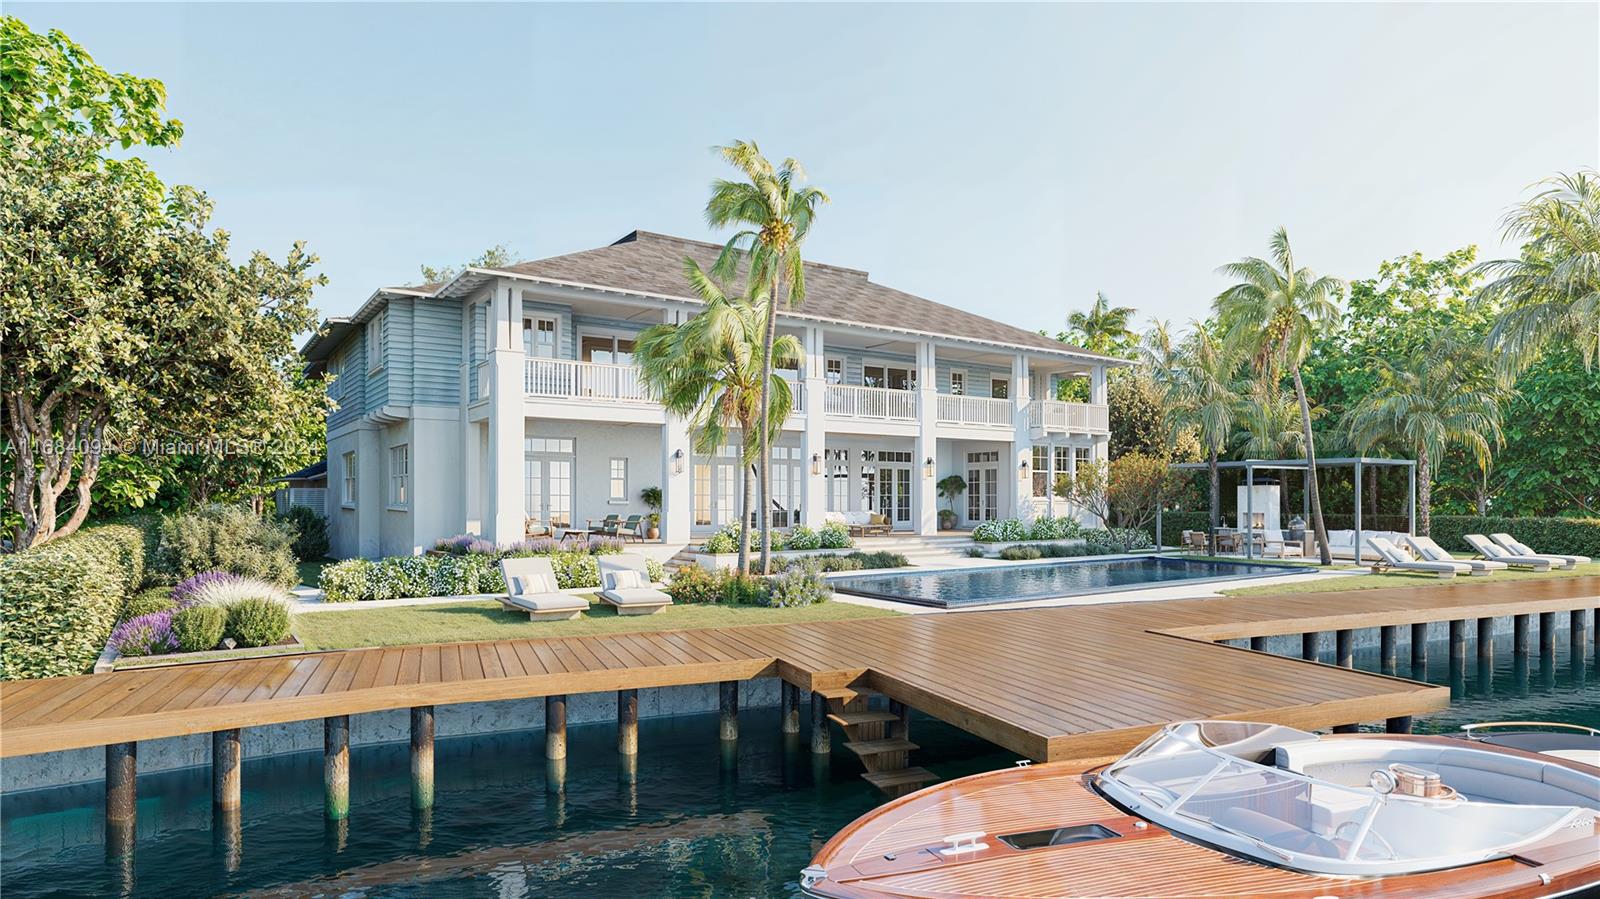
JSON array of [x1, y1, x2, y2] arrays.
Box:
[[0, 521, 153, 680], [1429, 515, 1600, 557]]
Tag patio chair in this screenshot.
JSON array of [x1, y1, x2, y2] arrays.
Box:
[[1185, 530, 1210, 552], [1490, 533, 1588, 569], [498, 557, 588, 620], [1261, 529, 1304, 559], [1464, 534, 1555, 572], [616, 514, 646, 543], [596, 553, 672, 615], [1403, 535, 1505, 576], [592, 514, 622, 537], [1368, 537, 1460, 578], [525, 518, 552, 539]]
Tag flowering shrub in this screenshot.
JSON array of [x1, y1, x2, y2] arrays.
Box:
[[663, 566, 767, 604], [370, 556, 433, 601], [319, 559, 373, 603], [818, 523, 852, 549], [172, 570, 243, 606], [317, 550, 661, 601], [762, 563, 832, 607], [110, 612, 178, 657], [785, 525, 820, 551], [188, 576, 286, 607], [972, 518, 1030, 543], [432, 534, 477, 555], [772, 551, 908, 573], [501, 537, 562, 556], [1028, 515, 1081, 541], [429, 553, 500, 596], [1081, 527, 1152, 552]]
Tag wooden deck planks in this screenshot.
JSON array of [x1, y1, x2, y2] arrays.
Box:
[[2, 577, 1594, 760]]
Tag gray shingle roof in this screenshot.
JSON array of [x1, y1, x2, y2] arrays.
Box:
[[465, 231, 1107, 360]]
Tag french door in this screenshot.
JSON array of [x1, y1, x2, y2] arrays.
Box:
[[525, 437, 574, 529], [966, 451, 999, 523], [862, 450, 913, 529]]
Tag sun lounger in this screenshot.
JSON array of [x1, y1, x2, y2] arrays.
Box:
[[498, 557, 589, 620], [1403, 535, 1505, 576], [1490, 533, 1587, 569], [1368, 537, 1460, 578], [1463, 534, 1555, 572], [596, 553, 672, 615]]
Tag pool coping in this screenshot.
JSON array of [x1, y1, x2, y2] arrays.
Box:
[[827, 554, 1318, 609]]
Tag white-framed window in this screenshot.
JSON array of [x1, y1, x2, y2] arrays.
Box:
[[581, 332, 636, 365], [388, 444, 409, 508], [341, 451, 357, 507], [1032, 446, 1050, 497], [523, 316, 557, 358], [990, 377, 1010, 399], [949, 370, 965, 396], [825, 358, 843, 385], [863, 363, 915, 390], [609, 457, 628, 503], [366, 312, 385, 373]]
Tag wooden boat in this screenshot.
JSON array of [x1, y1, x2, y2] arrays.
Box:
[[801, 721, 1600, 898]]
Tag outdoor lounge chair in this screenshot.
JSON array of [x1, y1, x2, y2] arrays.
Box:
[[616, 514, 647, 542], [1368, 537, 1460, 578], [591, 514, 622, 537], [596, 553, 672, 615], [1490, 533, 1588, 569], [1262, 529, 1304, 559], [1463, 534, 1555, 571], [498, 557, 588, 620], [1403, 535, 1506, 576]]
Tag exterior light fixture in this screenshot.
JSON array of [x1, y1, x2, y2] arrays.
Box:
[[923, 457, 934, 478], [1020, 459, 1029, 471], [672, 448, 685, 475], [811, 453, 822, 476]]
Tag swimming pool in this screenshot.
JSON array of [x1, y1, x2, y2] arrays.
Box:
[[830, 555, 1312, 608]]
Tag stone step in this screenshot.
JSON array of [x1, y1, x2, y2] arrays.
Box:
[[861, 767, 939, 790], [843, 737, 918, 757], [827, 709, 900, 728]]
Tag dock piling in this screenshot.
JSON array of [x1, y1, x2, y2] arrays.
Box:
[[617, 689, 639, 755], [1379, 626, 1398, 674], [1301, 632, 1319, 662], [1540, 611, 1557, 657], [1331, 724, 1360, 734], [546, 695, 567, 760], [719, 681, 739, 742], [213, 728, 242, 812], [324, 716, 350, 821], [809, 691, 830, 755], [1385, 716, 1413, 734], [780, 682, 801, 734], [1448, 620, 1467, 665], [1477, 618, 1494, 664], [1410, 622, 1428, 667], [1249, 636, 1267, 653], [410, 706, 434, 810], [1335, 630, 1354, 668], [1514, 614, 1530, 656], [1573, 610, 1590, 665], [106, 741, 137, 857]]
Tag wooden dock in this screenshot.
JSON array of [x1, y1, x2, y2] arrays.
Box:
[[5, 577, 1595, 763]]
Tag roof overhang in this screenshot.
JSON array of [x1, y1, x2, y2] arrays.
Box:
[[299, 286, 433, 369]]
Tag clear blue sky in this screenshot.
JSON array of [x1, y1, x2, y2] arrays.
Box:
[[13, 2, 1598, 334]]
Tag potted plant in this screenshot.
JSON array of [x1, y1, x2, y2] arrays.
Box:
[[641, 486, 662, 539], [936, 475, 967, 531]]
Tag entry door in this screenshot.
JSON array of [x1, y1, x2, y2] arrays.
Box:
[[525, 449, 574, 529], [865, 450, 914, 528], [966, 452, 1000, 523]]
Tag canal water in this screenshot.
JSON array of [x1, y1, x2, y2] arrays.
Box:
[[3, 629, 1594, 898]]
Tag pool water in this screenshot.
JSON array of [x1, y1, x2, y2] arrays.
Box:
[[829, 555, 1311, 607], [2, 631, 1593, 898]]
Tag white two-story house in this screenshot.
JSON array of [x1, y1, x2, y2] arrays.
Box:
[[301, 231, 1125, 559]]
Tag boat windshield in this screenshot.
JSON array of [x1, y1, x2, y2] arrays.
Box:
[[1098, 722, 1592, 877]]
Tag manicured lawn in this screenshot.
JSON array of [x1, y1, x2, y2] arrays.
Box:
[[296, 558, 334, 588], [1222, 561, 1599, 596], [293, 596, 900, 651]]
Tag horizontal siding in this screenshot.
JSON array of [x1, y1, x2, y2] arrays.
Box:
[[326, 331, 366, 429], [523, 300, 575, 360], [413, 299, 461, 405]]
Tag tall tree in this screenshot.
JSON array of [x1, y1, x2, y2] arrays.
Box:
[[1346, 332, 1503, 535], [417, 244, 521, 285], [705, 141, 827, 573], [634, 260, 799, 572], [1057, 291, 1138, 357], [1213, 228, 1343, 563], [1476, 170, 1600, 376], [1171, 327, 1241, 552]]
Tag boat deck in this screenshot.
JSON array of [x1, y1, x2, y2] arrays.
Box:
[[3, 577, 1596, 761]]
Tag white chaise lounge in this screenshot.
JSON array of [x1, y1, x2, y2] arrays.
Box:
[[1464, 534, 1556, 572], [1403, 535, 1506, 576], [1368, 537, 1460, 578], [597, 553, 672, 615], [1491, 533, 1588, 569], [498, 557, 589, 620]]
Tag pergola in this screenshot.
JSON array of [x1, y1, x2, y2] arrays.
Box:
[[1164, 457, 1418, 560]]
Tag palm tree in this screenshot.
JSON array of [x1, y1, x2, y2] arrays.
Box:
[[1233, 378, 1322, 525], [1062, 291, 1138, 356], [634, 259, 801, 572], [1476, 169, 1600, 377], [1213, 228, 1343, 564], [705, 141, 828, 573], [1169, 327, 1241, 552], [1346, 331, 1502, 536]]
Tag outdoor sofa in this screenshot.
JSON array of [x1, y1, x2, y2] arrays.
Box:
[[824, 510, 892, 537]]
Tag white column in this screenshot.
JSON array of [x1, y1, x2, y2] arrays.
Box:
[[801, 326, 828, 529], [1090, 364, 1108, 405], [915, 341, 938, 535], [1011, 354, 1034, 522], [486, 281, 525, 545], [356, 425, 383, 558], [660, 308, 693, 544]]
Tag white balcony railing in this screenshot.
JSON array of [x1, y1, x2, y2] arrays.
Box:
[[526, 359, 651, 403], [1029, 400, 1110, 434], [937, 394, 1014, 427], [824, 384, 917, 421]]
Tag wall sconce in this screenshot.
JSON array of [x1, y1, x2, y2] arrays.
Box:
[[1020, 459, 1030, 471], [672, 448, 685, 475], [811, 453, 822, 476], [923, 457, 934, 478]]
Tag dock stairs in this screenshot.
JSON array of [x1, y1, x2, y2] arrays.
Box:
[[820, 686, 938, 797]]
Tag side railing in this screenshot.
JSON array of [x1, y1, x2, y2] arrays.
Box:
[[824, 384, 917, 421], [525, 359, 651, 403], [936, 394, 1014, 427], [1028, 400, 1110, 433]]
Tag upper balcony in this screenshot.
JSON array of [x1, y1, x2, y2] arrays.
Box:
[[1029, 400, 1109, 435], [526, 358, 650, 404]]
